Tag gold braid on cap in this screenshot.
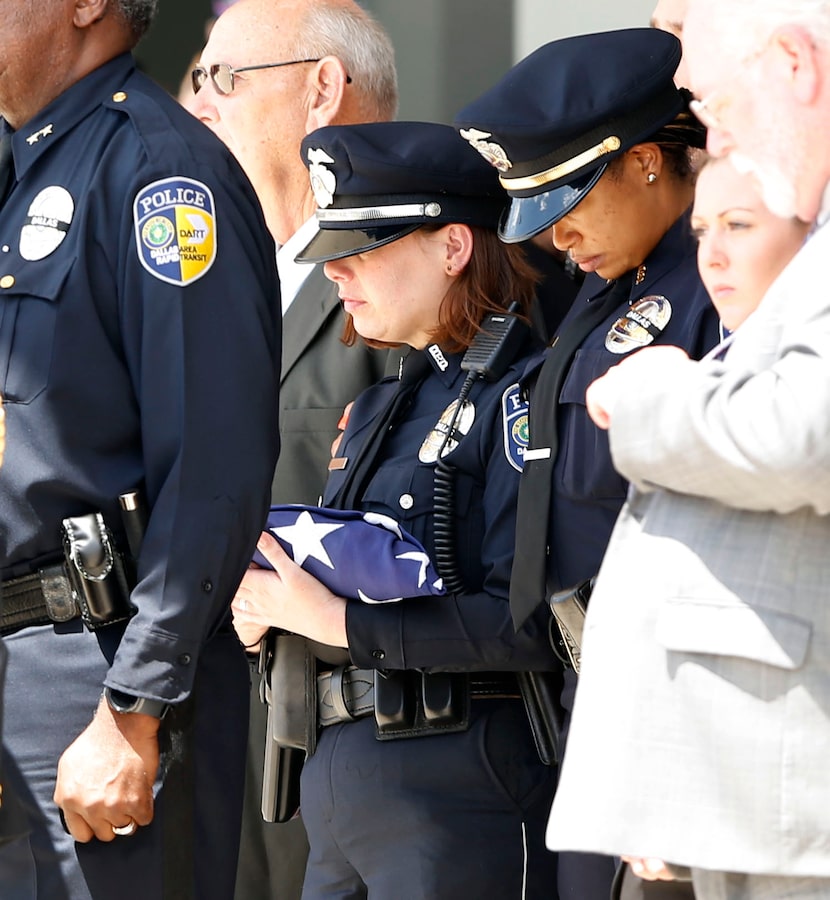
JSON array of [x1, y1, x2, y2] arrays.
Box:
[[499, 136, 621, 191]]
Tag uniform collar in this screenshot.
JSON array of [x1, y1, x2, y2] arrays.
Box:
[[627, 208, 694, 300], [416, 343, 462, 388], [7, 53, 135, 182]]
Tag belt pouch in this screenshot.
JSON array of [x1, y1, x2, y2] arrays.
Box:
[[61, 512, 134, 630], [517, 670, 564, 766], [374, 670, 470, 741]]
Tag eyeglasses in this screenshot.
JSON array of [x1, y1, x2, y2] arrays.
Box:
[[191, 59, 321, 96], [688, 41, 771, 133]]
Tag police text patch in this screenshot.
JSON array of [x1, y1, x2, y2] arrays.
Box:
[[502, 383, 528, 472], [134, 177, 216, 286]]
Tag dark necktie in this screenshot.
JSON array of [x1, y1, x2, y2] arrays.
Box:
[[331, 349, 432, 511], [0, 128, 15, 208], [509, 271, 634, 629]]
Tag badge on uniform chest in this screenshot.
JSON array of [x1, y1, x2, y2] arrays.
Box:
[[19, 185, 74, 261], [418, 400, 476, 463], [605, 294, 672, 354]]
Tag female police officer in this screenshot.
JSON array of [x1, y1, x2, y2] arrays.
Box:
[[232, 121, 560, 899], [454, 27, 722, 900]]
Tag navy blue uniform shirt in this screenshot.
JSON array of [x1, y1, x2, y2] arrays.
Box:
[[0, 54, 281, 702], [532, 211, 720, 593], [323, 336, 557, 673]]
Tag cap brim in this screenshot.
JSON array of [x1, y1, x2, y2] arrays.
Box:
[[295, 223, 421, 264], [498, 164, 607, 243]]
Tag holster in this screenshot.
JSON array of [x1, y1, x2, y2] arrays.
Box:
[[61, 512, 135, 630], [549, 577, 594, 674], [260, 631, 317, 823]]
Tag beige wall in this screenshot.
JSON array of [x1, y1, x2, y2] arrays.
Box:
[[515, 0, 657, 58]]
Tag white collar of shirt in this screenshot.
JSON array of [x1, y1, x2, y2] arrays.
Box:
[[276, 216, 319, 315], [817, 180, 830, 230]]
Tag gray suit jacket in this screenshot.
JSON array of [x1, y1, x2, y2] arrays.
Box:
[[271, 265, 389, 505], [548, 218, 830, 877]]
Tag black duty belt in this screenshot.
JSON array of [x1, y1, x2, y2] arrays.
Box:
[[0, 565, 80, 636], [317, 666, 521, 728]]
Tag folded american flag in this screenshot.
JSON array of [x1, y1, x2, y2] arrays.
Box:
[[253, 505, 446, 603]]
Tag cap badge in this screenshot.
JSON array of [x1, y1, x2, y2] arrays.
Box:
[[605, 294, 672, 354], [459, 128, 512, 173], [419, 399, 476, 463], [307, 147, 337, 208]]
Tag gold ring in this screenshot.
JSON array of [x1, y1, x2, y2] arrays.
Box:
[[112, 819, 138, 837]]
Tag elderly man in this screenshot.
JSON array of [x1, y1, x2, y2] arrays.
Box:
[[0, 1, 281, 898], [546, 2, 830, 899], [188, 3, 397, 897]]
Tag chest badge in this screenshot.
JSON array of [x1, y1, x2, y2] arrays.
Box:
[[19, 185, 74, 261], [502, 383, 528, 472], [605, 294, 672, 354], [134, 176, 216, 286], [418, 399, 476, 463]]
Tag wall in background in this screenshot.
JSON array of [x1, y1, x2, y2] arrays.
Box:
[[139, 0, 657, 119]]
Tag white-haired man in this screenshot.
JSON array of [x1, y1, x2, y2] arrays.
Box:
[[188, 3, 398, 897], [546, 3, 830, 899]]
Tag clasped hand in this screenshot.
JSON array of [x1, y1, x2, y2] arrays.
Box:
[[232, 532, 348, 648]]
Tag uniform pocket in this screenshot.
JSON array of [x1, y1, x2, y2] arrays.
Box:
[[656, 597, 812, 670], [0, 258, 74, 403]]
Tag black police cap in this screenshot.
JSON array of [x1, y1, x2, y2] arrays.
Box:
[[295, 121, 508, 264], [454, 28, 684, 242]]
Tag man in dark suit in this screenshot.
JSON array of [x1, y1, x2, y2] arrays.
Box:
[[187, 1, 398, 896]]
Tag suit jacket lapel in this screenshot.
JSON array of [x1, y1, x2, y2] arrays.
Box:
[[280, 265, 341, 383]]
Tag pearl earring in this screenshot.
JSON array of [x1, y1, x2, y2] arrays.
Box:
[[647, 172, 657, 184]]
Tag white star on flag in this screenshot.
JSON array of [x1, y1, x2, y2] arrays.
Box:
[[395, 551, 431, 588], [270, 510, 344, 569]]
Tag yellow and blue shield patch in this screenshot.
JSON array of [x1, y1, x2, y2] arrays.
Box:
[[133, 176, 217, 286], [502, 383, 529, 472]]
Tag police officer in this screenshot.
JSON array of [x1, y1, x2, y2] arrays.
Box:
[[455, 28, 721, 900], [0, 2, 280, 898], [232, 120, 560, 899]]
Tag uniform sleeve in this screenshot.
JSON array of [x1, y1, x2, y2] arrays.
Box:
[[346, 376, 558, 673], [103, 148, 281, 703], [608, 299, 830, 516]]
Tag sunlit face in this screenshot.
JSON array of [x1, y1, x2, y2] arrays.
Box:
[[0, 2, 76, 127], [551, 153, 670, 281], [684, 6, 814, 221], [188, 1, 312, 201], [323, 229, 454, 348], [651, 0, 690, 87], [691, 158, 809, 330]]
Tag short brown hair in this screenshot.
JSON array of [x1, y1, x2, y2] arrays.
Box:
[[342, 225, 540, 353]]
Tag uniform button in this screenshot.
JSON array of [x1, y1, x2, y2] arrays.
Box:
[[398, 493, 414, 510], [201, 578, 213, 593], [372, 649, 386, 661], [2, 246, 9, 253], [0, 275, 14, 288], [112, 92, 128, 103], [178, 653, 192, 666]]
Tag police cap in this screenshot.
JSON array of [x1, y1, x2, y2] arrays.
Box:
[[295, 121, 507, 264], [454, 28, 684, 243]]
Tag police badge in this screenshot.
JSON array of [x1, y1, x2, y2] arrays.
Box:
[[605, 294, 672, 354], [419, 400, 476, 463]]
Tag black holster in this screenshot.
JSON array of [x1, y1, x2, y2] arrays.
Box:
[[259, 631, 316, 823]]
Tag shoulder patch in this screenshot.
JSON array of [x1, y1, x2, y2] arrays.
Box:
[[133, 176, 216, 286], [502, 383, 528, 472]]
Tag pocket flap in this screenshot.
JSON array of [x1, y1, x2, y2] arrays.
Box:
[[656, 598, 812, 670]]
